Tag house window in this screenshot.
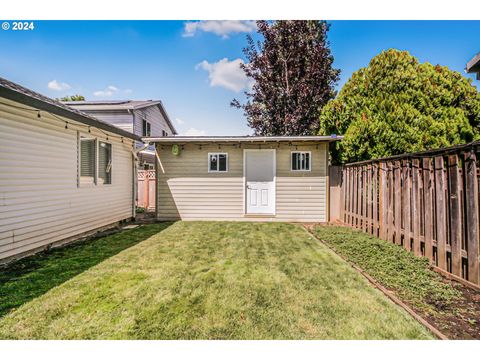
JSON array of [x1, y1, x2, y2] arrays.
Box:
[[80, 138, 96, 183], [291, 151, 311, 171], [208, 153, 228, 172], [142, 119, 151, 137], [98, 141, 112, 184], [162, 130, 168, 137]]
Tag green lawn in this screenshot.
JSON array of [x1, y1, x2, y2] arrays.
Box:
[[0, 222, 433, 339]]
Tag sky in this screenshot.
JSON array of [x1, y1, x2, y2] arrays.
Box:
[[0, 20, 479, 136]]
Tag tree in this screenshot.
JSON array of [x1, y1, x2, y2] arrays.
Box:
[[57, 95, 85, 102], [319, 49, 480, 164], [231, 20, 340, 136]]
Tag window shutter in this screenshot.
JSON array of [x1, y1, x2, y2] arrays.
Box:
[[80, 139, 95, 177]]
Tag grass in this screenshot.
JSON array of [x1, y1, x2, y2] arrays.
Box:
[[313, 225, 461, 314], [0, 223, 172, 317], [0, 222, 434, 339]]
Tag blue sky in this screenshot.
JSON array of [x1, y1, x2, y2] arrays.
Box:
[[0, 20, 479, 135]]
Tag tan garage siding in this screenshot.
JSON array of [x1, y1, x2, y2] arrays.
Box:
[[157, 144, 244, 220], [275, 143, 328, 222], [156, 142, 328, 222], [0, 98, 135, 261]]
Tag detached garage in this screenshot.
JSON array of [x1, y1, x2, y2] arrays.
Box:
[[147, 136, 341, 222]]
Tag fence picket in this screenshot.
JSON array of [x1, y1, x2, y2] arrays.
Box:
[[464, 152, 479, 284], [448, 155, 463, 277], [412, 159, 421, 256], [434, 156, 447, 270], [423, 158, 434, 262], [402, 160, 411, 251]]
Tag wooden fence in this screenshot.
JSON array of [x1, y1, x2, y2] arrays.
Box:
[[341, 142, 480, 286], [137, 170, 156, 211]]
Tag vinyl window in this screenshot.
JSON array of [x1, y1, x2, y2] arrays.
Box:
[[80, 138, 96, 183], [142, 119, 151, 137], [98, 141, 112, 185], [208, 153, 228, 172], [291, 151, 311, 171]]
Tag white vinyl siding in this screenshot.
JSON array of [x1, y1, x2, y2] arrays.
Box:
[[0, 98, 135, 261], [156, 143, 328, 222]]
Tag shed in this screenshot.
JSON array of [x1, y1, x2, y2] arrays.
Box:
[[0, 77, 140, 262], [146, 136, 342, 223]]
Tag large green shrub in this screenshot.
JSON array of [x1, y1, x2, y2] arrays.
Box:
[[319, 49, 480, 163]]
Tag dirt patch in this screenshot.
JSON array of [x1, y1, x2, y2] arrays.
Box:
[[421, 280, 480, 339]]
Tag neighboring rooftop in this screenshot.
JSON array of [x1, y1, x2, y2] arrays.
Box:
[[143, 135, 343, 143], [0, 77, 141, 141], [65, 99, 177, 135], [466, 52, 480, 79]]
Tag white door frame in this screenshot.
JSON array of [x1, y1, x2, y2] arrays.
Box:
[[243, 149, 276, 215]]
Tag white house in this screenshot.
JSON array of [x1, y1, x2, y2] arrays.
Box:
[[65, 100, 177, 169], [0, 77, 141, 262]]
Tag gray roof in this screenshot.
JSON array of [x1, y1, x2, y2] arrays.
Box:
[[144, 135, 342, 143], [466, 53, 480, 79], [0, 77, 141, 141], [64, 99, 177, 135]]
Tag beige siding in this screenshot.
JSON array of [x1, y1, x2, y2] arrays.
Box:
[[156, 142, 328, 222], [0, 98, 135, 261]]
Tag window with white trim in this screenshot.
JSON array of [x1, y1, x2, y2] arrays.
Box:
[[98, 141, 112, 184], [208, 153, 228, 172], [291, 151, 311, 171], [80, 137, 96, 183]]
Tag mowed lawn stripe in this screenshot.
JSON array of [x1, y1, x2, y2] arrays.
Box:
[[0, 222, 433, 339]]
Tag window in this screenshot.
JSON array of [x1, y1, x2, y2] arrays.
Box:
[[208, 153, 228, 172], [98, 141, 112, 184], [162, 130, 168, 137], [291, 151, 311, 171], [142, 119, 151, 137], [80, 138, 96, 182]]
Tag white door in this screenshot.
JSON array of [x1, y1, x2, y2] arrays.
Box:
[[245, 150, 275, 214]]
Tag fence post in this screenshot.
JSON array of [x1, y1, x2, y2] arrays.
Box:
[[372, 163, 379, 237], [367, 164, 372, 235], [362, 166, 367, 232], [434, 156, 447, 270], [387, 162, 394, 242], [447, 155, 462, 277], [464, 151, 479, 284], [341, 167, 346, 223], [379, 162, 388, 240], [402, 160, 411, 251], [423, 157, 434, 262], [394, 161, 401, 245]]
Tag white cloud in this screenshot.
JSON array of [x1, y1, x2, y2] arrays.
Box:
[[93, 85, 121, 97], [124, 89, 133, 94], [47, 80, 71, 91], [183, 20, 256, 39], [183, 127, 206, 136], [196, 58, 252, 93], [175, 118, 185, 125]]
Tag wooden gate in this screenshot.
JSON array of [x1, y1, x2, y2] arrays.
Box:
[[137, 170, 156, 211], [340, 141, 480, 286]]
